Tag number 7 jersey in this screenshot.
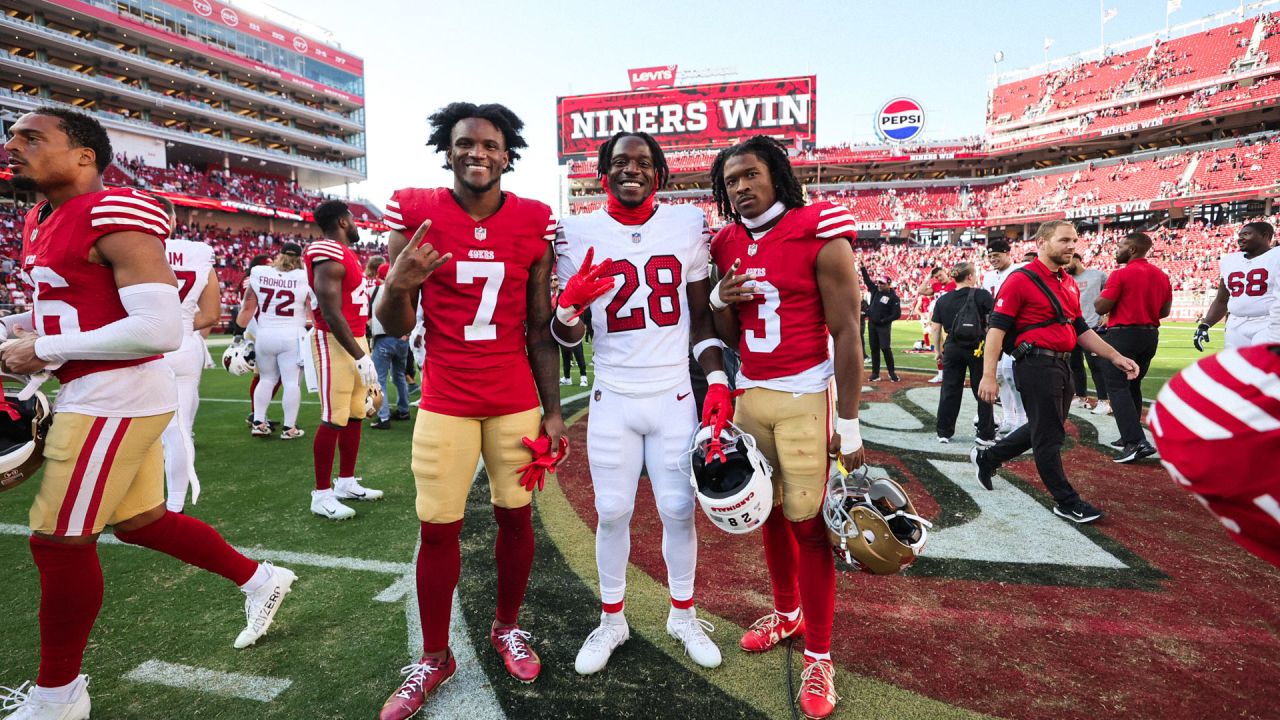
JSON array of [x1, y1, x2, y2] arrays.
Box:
[[166, 238, 214, 334], [385, 187, 557, 416]]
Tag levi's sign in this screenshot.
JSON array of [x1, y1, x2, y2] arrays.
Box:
[[628, 65, 678, 90], [557, 76, 817, 160]]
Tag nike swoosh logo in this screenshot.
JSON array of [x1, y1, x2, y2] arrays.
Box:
[[677, 392, 691, 401]]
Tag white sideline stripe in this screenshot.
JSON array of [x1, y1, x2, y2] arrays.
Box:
[[123, 660, 290, 702]]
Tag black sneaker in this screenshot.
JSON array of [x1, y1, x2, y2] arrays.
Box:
[[888, 373, 901, 382], [1135, 442, 1158, 459], [1114, 444, 1143, 464], [391, 410, 412, 421], [370, 419, 392, 430], [1053, 499, 1104, 524], [1110, 439, 1127, 448], [970, 447, 995, 491], [868, 375, 881, 382]]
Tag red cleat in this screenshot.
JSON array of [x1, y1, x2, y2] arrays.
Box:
[[739, 611, 805, 653], [798, 657, 839, 720], [379, 651, 456, 720], [490, 625, 541, 682]]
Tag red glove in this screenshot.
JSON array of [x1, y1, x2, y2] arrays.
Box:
[[557, 247, 615, 322], [516, 434, 571, 492], [701, 382, 743, 462]]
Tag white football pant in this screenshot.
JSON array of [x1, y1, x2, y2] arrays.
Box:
[[254, 327, 304, 427], [163, 333, 205, 512], [588, 380, 699, 606], [1224, 315, 1270, 350], [998, 353, 1025, 427]]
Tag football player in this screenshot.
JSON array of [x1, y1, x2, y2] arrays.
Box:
[[236, 243, 313, 439], [1149, 343, 1280, 568], [1194, 221, 1280, 351], [0, 108, 295, 720], [981, 238, 1028, 433], [158, 196, 220, 513], [709, 135, 864, 720], [375, 102, 563, 720], [554, 132, 728, 675], [305, 200, 383, 521]]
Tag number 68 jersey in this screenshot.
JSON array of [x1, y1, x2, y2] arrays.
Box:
[[1220, 247, 1280, 318], [556, 205, 710, 395]]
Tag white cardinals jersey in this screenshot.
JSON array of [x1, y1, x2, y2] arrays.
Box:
[[166, 238, 215, 335], [557, 204, 710, 395], [1220, 248, 1280, 318], [249, 265, 312, 331]]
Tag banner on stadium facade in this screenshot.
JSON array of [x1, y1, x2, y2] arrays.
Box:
[[628, 65, 678, 90], [556, 76, 817, 160], [1065, 201, 1152, 219]]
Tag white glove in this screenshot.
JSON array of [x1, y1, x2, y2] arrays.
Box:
[[355, 353, 378, 387]]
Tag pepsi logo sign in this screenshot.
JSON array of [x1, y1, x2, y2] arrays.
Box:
[[192, 0, 213, 17], [292, 36, 308, 53], [220, 7, 239, 26], [876, 97, 925, 143]]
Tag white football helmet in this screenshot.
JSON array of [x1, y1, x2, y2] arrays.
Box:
[[689, 423, 774, 534], [364, 384, 383, 418], [222, 336, 256, 376], [823, 463, 932, 575]]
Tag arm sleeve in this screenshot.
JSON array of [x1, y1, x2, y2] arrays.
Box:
[[0, 311, 34, 340], [34, 284, 183, 362], [553, 226, 578, 287], [860, 264, 875, 290], [989, 311, 1017, 332], [1073, 317, 1090, 335]]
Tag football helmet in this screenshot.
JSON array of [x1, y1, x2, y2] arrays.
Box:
[[222, 336, 256, 376], [823, 463, 932, 575], [0, 373, 53, 493], [365, 384, 383, 418], [689, 423, 773, 534]]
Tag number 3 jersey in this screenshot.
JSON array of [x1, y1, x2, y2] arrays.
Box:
[[711, 201, 856, 392], [165, 238, 214, 334], [248, 265, 312, 332], [556, 205, 710, 395], [385, 187, 556, 417], [1220, 248, 1280, 318]]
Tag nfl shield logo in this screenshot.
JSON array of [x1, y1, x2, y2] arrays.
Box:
[[631, 232, 642, 244], [474, 227, 487, 241], [593, 390, 601, 402], [747, 243, 758, 256]]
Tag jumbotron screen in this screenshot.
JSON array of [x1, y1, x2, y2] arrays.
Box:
[[556, 76, 816, 161]]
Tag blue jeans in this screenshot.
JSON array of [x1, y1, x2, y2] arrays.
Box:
[[372, 335, 410, 421]]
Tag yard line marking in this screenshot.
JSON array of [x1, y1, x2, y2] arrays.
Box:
[[123, 660, 291, 702]]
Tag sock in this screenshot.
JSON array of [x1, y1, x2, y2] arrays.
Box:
[[670, 596, 695, 610], [493, 505, 535, 626], [669, 605, 695, 620], [312, 424, 339, 491], [777, 607, 801, 621], [417, 520, 464, 654], [30, 537, 103, 688], [804, 650, 832, 662], [601, 600, 624, 614], [240, 563, 272, 593], [791, 516, 836, 656], [338, 421, 362, 478], [33, 677, 82, 704], [115, 511, 257, 586], [760, 507, 800, 614]]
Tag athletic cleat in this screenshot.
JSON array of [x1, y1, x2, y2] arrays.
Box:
[[311, 489, 356, 520], [280, 426, 306, 440], [378, 652, 456, 720], [740, 611, 804, 653], [928, 371, 944, 384], [250, 421, 271, 437], [579, 376, 589, 387], [559, 377, 572, 386], [798, 657, 839, 719], [574, 613, 630, 675], [0, 676, 90, 720], [491, 625, 541, 682], [334, 476, 384, 501], [667, 609, 722, 669], [234, 564, 296, 649]]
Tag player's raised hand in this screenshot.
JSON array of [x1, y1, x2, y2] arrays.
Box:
[[558, 246, 615, 321], [715, 259, 757, 307], [386, 220, 451, 292]]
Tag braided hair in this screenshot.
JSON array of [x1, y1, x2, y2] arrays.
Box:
[[709, 135, 806, 223], [595, 131, 670, 190], [426, 102, 526, 172]]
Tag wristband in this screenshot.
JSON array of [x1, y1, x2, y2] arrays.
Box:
[[709, 291, 729, 312], [555, 304, 581, 327], [835, 417, 862, 455], [705, 370, 729, 386], [692, 338, 725, 360]]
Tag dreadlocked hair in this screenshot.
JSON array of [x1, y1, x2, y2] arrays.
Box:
[[426, 102, 526, 173], [596, 132, 669, 189], [709, 135, 806, 223]]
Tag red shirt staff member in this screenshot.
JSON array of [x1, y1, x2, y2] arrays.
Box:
[[1094, 232, 1172, 464], [973, 220, 1139, 524]]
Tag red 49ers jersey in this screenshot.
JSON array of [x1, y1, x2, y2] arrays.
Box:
[[711, 202, 855, 387], [304, 239, 368, 336], [385, 188, 556, 416], [21, 188, 168, 383], [1150, 344, 1280, 568]]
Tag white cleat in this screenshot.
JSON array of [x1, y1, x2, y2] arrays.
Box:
[[0, 676, 90, 720], [334, 476, 383, 501], [311, 489, 356, 520], [927, 372, 944, 384], [574, 613, 630, 675], [234, 564, 297, 649], [667, 608, 722, 669], [559, 377, 572, 386], [580, 376, 589, 387], [1090, 400, 1112, 416]]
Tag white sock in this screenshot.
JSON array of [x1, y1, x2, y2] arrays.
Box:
[[34, 678, 81, 704], [240, 563, 273, 593], [777, 607, 800, 621], [602, 610, 627, 625], [337, 476, 356, 483], [669, 605, 695, 620], [313, 488, 335, 498], [804, 650, 832, 662]]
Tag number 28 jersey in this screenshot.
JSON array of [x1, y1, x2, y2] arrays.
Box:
[[556, 205, 709, 395], [248, 265, 312, 331], [385, 187, 556, 417], [1220, 248, 1280, 318]]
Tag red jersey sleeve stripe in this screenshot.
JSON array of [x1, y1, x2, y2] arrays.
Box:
[[1182, 361, 1280, 433], [1154, 381, 1232, 439], [89, 216, 168, 236], [90, 203, 170, 228], [816, 224, 857, 239], [1217, 348, 1280, 402]]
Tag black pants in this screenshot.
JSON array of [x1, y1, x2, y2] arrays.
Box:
[[1070, 344, 1110, 400], [1070, 345, 1088, 397], [560, 344, 587, 378], [1100, 327, 1159, 445], [986, 355, 1079, 505], [869, 324, 895, 377], [1085, 350, 1109, 401], [935, 343, 995, 440]]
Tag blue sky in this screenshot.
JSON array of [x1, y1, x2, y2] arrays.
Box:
[[288, 0, 1247, 211]]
